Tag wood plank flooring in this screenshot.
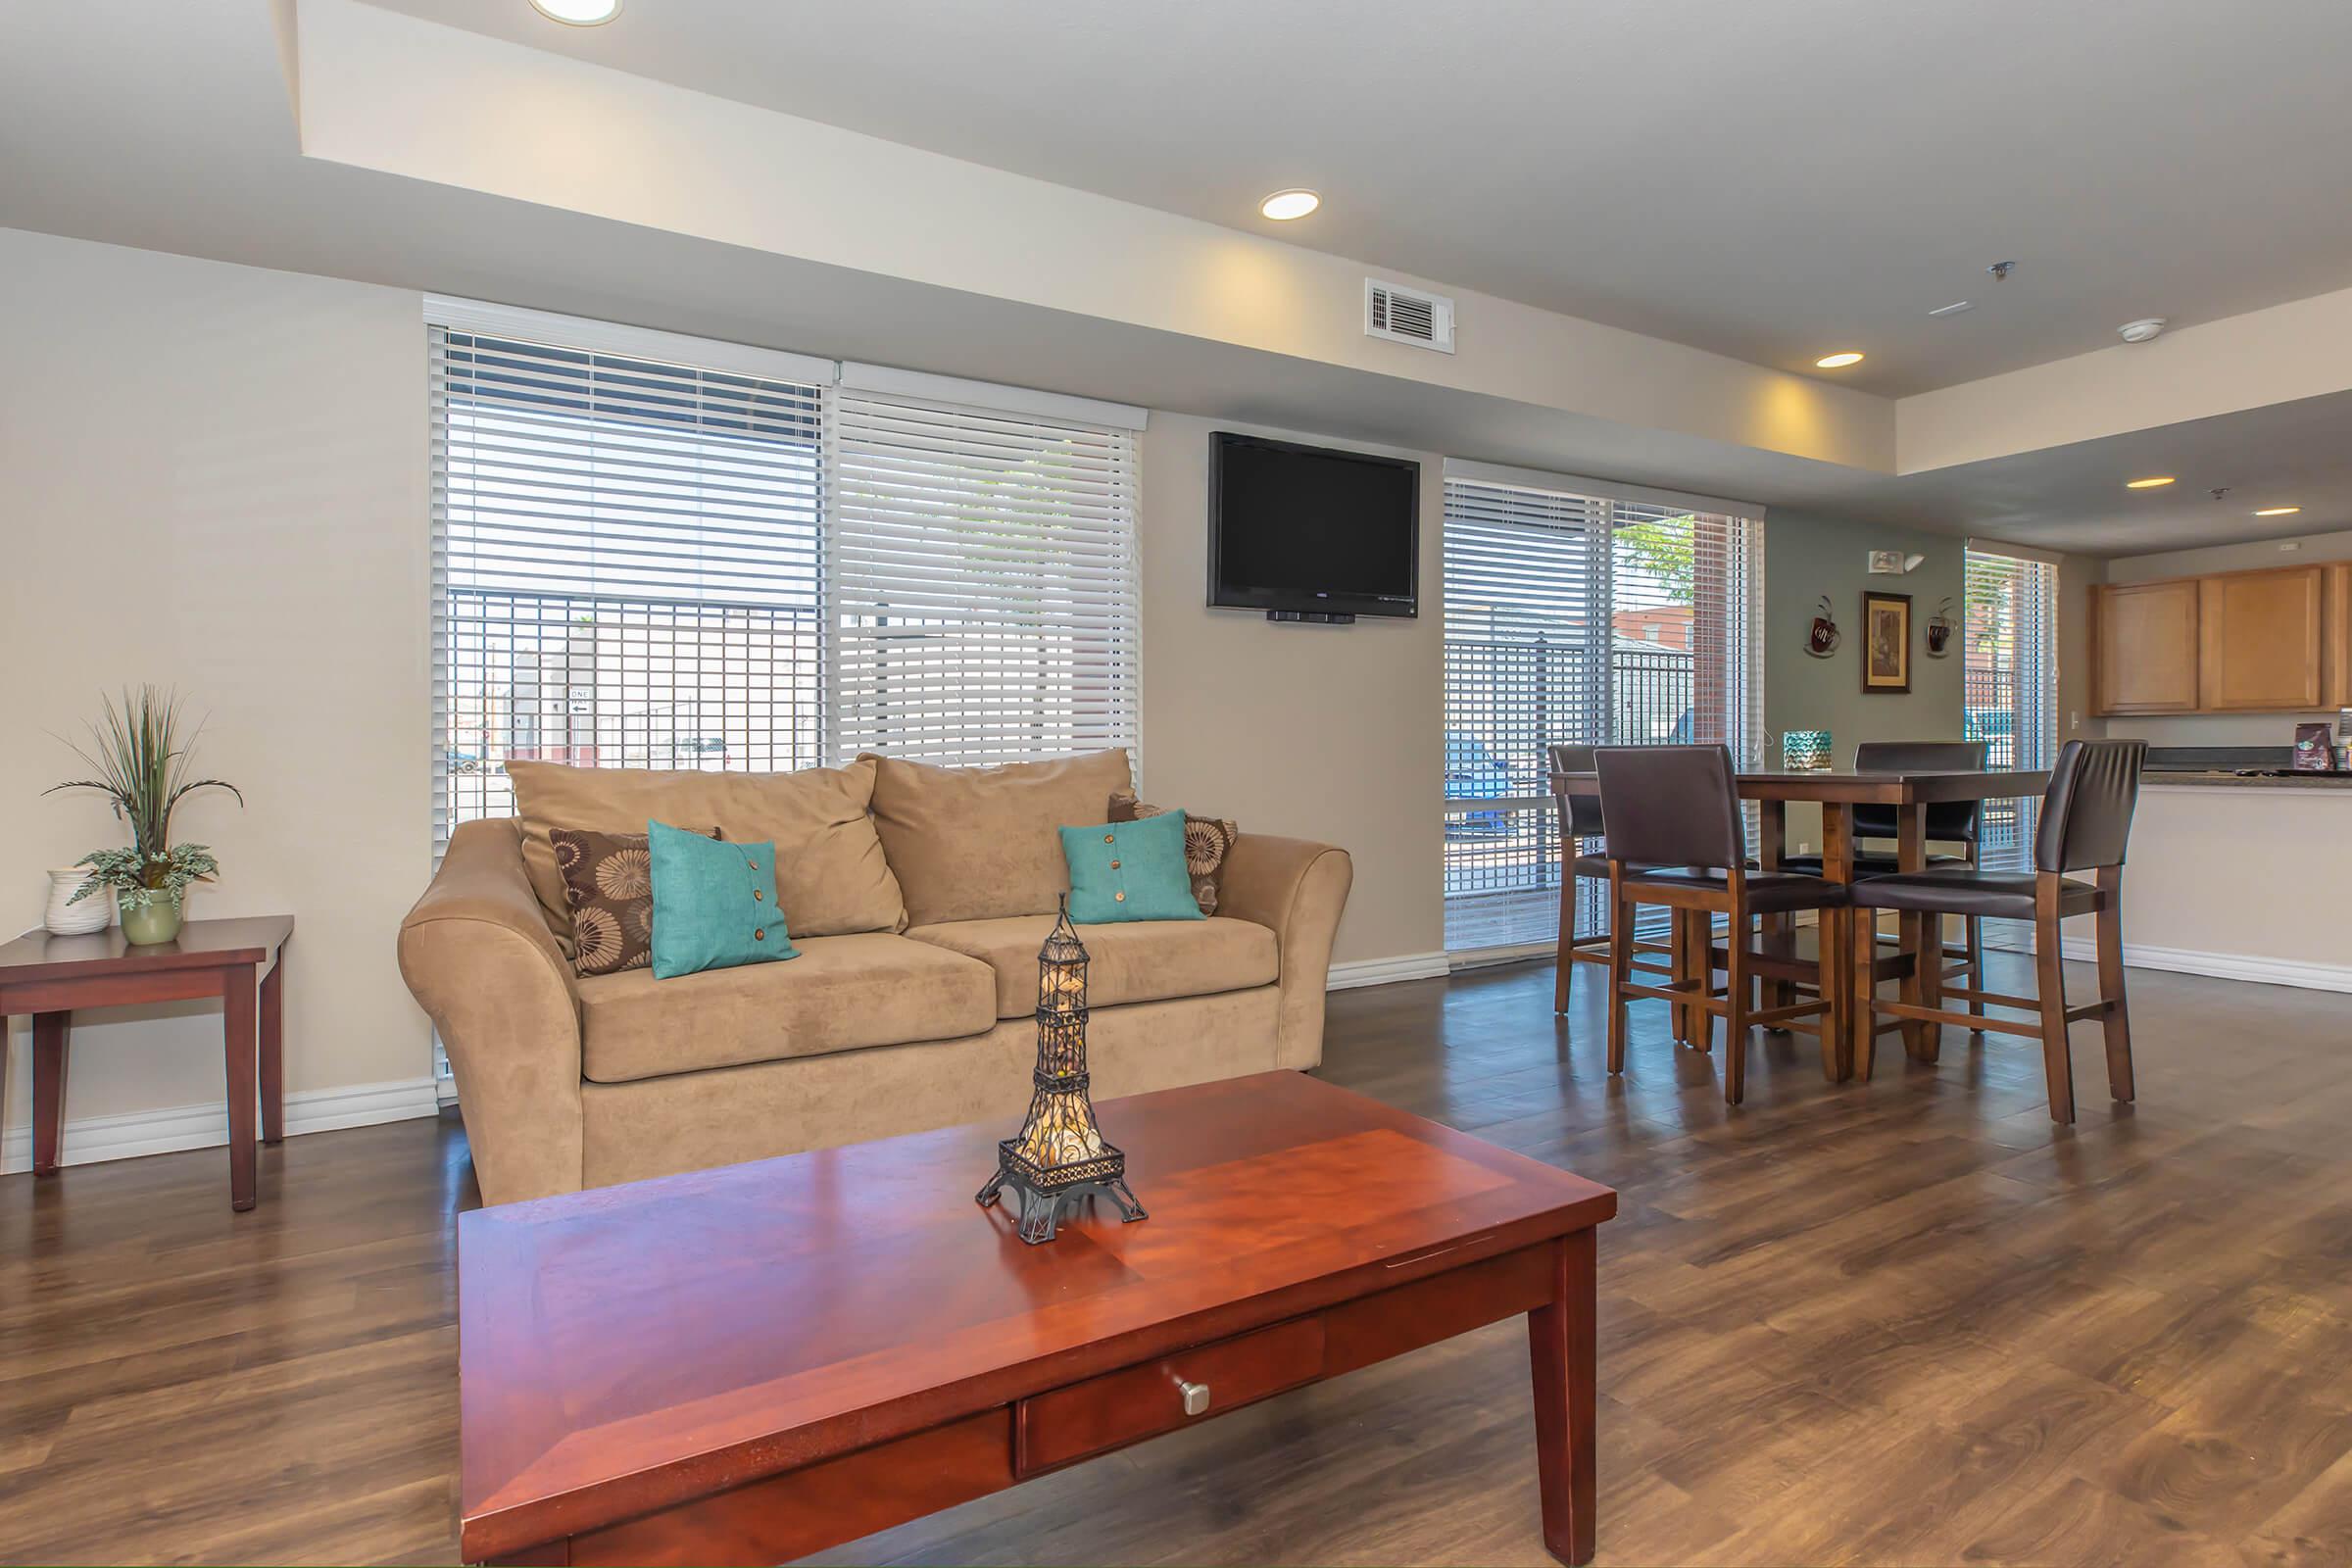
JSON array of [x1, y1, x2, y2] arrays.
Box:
[[5, 951, 2351, 1565]]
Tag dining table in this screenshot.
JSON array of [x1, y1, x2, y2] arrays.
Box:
[[1549, 767, 2051, 1079]]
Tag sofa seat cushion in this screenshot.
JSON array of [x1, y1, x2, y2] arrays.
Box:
[[906, 913, 1279, 1020], [578, 932, 995, 1084]]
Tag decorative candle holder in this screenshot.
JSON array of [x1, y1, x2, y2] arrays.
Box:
[[975, 899, 1146, 1245], [1782, 730, 1834, 772]]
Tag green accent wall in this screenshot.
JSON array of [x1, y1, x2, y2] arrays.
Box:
[[1764, 513, 1967, 760]]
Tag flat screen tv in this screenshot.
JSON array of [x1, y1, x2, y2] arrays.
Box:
[[1208, 432, 1419, 620]]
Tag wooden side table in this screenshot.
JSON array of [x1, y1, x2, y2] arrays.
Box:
[[2, 915, 293, 1210]]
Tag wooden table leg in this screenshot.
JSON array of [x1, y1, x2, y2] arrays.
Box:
[[223, 962, 260, 1211], [1757, 801, 1791, 1024], [32, 1011, 71, 1175], [260, 944, 286, 1146], [1529, 1227, 1597, 1566], [1893, 805, 1932, 1060], [1820, 804, 1855, 1081], [1668, 909, 1691, 1045]]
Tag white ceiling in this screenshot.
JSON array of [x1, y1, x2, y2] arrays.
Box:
[[371, 0, 2352, 398], [1, 0, 2349, 556]]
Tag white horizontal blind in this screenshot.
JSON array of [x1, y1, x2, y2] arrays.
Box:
[[1964, 547, 2059, 945], [831, 390, 1141, 765], [1441, 474, 1765, 954], [1442, 478, 1607, 952], [428, 327, 828, 852]]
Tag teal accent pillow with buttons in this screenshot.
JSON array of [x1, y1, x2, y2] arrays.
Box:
[[1058, 809, 1205, 924], [647, 819, 800, 979]]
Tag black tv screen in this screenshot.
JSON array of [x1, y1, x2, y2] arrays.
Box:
[[1208, 432, 1419, 618]]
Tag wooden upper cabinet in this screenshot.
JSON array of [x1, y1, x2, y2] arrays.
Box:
[[2092, 579, 2201, 713], [2327, 564, 2352, 710], [2199, 565, 2324, 710], [2092, 561, 2347, 715]]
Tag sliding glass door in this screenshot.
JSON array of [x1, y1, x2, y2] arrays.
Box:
[[1963, 545, 2059, 947], [1442, 469, 1764, 956]]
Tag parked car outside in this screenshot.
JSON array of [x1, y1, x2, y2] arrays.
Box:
[[1444, 730, 1515, 837]]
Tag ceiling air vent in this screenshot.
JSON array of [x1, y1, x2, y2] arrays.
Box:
[[1366, 278, 1455, 353]]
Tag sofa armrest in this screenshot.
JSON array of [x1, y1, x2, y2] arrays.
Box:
[[397, 817, 585, 1204], [1218, 833, 1353, 1070]]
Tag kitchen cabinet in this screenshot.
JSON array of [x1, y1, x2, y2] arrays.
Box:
[[2198, 565, 2323, 710], [2091, 578, 2201, 713], [2092, 562, 2350, 716], [2327, 564, 2351, 709]]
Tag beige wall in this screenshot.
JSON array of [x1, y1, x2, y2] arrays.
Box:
[[0, 228, 431, 1158], [1136, 415, 1445, 968], [2094, 784, 2352, 976], [2096, 527, 2352, 746]]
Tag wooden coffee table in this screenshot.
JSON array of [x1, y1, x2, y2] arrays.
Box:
[[457, 1071, 1617, 1566]]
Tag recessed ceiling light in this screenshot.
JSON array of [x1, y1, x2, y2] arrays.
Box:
[[529, 0, 620, 24], [2253, 506, 2302, 516], [2125, 475, 2176, 489], [1258, 189, 1320, 221], [1815, 351, 1864, 368]]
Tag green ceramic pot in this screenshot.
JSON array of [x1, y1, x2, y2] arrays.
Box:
[[121, 895, 184, 946]]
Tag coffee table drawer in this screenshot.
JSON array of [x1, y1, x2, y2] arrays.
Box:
[[1014, 1316, 1327, 1475]]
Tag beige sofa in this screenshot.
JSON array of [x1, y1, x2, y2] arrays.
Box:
[[398, 749, 1351, 1205]]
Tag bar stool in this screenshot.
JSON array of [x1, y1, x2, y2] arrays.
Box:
[[1848, 739, 2146, 1122], [1594, 745, 1848, 1103], [1783, 740, 1990, 1032], [1549, 743, 1677, 1015]]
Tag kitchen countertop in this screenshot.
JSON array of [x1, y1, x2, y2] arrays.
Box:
[[2142, 769, 2352, 789]]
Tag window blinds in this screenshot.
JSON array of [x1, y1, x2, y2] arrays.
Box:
[[428, 327, 828, 849], [1441, 472, 1765, 954], [1963, 547, 2060, 927], [830, 388, 1142, 765]]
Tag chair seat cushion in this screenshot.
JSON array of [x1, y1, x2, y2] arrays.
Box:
[[1619, 866, 1850, 914], [1780, 851, 1969, 877], [906, 913, 1280, 1020], [1848, 867, 2101, 921], [579, 932, 996, 1084]]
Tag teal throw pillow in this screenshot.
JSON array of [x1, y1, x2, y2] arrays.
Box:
[[647, 819, 800, 979], [1058, 809, 1206, 924]]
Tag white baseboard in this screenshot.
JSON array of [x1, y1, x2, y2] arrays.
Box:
[[1, 1075, 441, 1175], [2055, 936, 2352, 995], [1326, 951, 1451, 991]]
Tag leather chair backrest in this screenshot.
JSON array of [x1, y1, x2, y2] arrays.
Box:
[[1594, 745, 1744, 870], [2035, 739, 2148, 872], [1852, 740, 1988, 845], [1547, 743, 1606, 840]]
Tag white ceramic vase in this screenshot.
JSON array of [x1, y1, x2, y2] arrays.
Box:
[[44, 866, 114, 936]]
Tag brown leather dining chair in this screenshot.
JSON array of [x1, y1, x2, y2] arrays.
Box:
[[1784, 739, 1991, 1030], [1848, 739, 2147, 1122], [1593, 745, 1847, 1103], [1548, 742, 1677, 1013]]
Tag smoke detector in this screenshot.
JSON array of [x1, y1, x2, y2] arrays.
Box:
[[2119, 318, 2167, 344]]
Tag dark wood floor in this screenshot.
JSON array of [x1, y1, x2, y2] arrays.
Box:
[[7, 951, 2352, 1566]]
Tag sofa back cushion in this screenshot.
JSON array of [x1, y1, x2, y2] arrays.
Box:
[[508, 759, 906, 958], [864, 748, 1134, 926]]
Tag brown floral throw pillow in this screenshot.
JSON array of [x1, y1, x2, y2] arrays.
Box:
[[1107, 790, 1237, 916], [549, 825, 715, 977]]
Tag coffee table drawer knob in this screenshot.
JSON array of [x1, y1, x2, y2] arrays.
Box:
[[1177, 1378, 1211, 1417]]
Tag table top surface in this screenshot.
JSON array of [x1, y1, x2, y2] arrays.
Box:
[[457, 1069, 1617, 1556], [0, 914, 293, 980], [1551, 767, 2050, 804]]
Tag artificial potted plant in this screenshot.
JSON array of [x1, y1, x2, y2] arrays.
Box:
[[48, 687, 242, 945]]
